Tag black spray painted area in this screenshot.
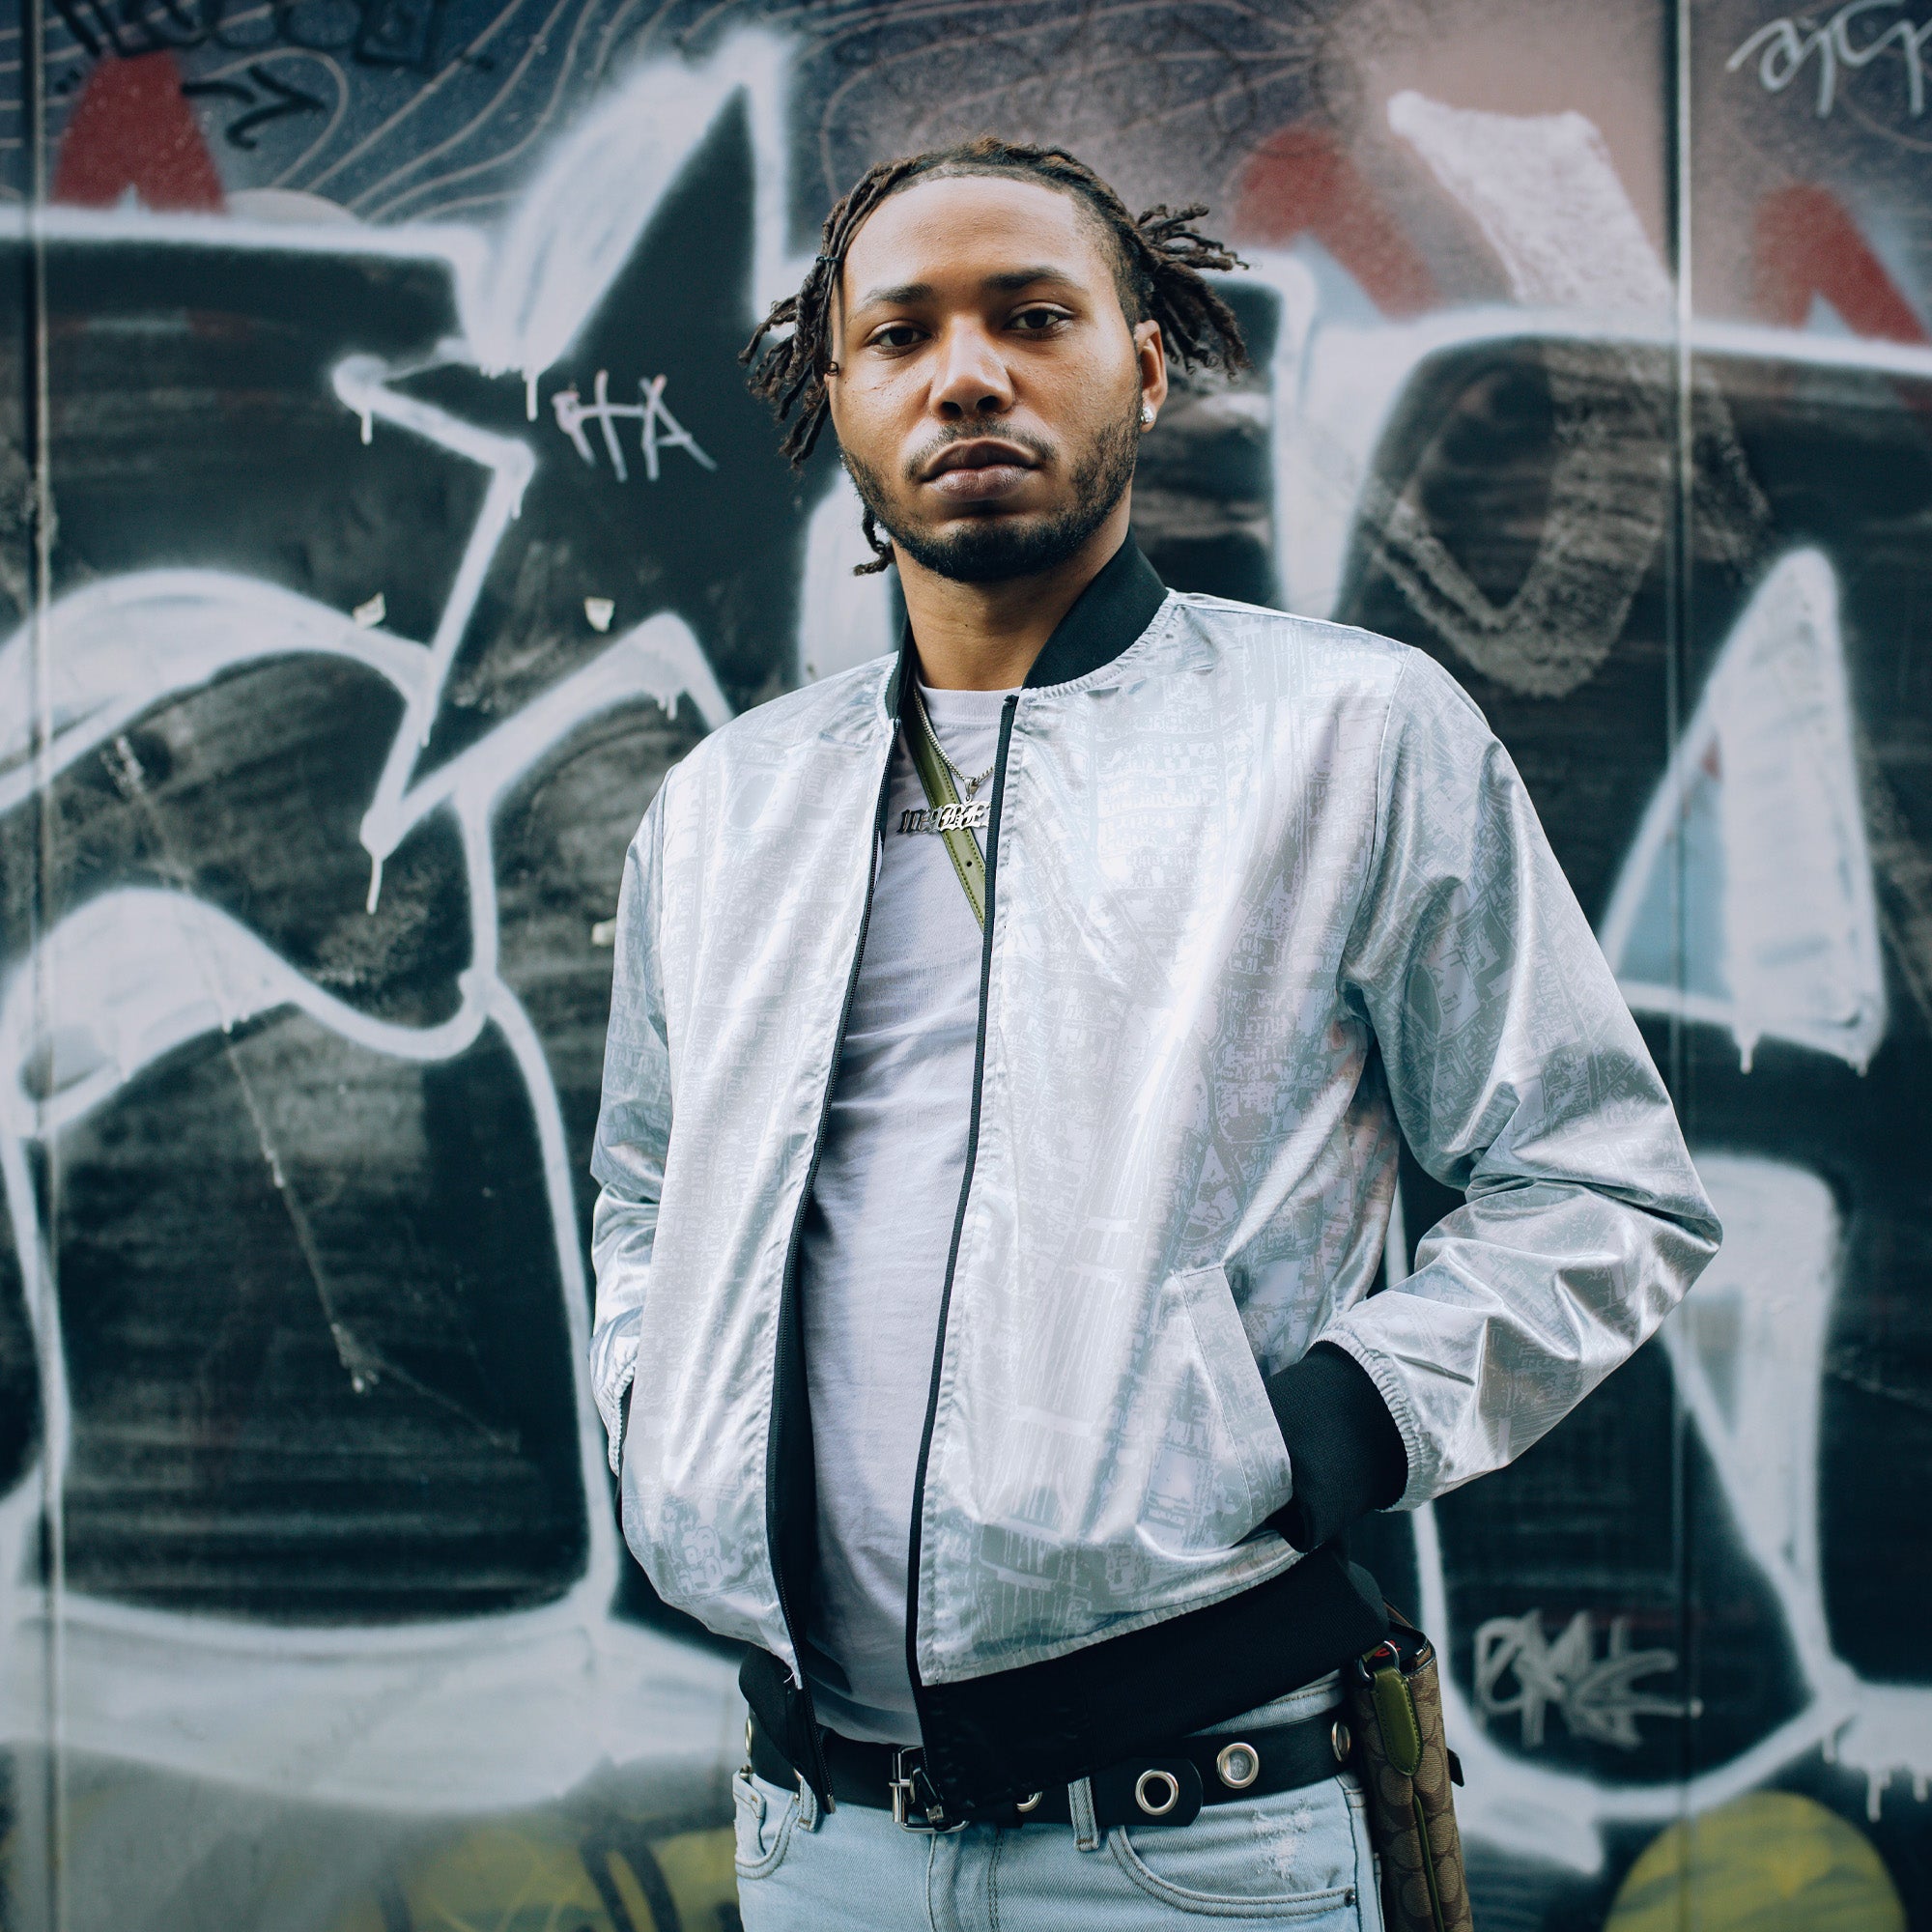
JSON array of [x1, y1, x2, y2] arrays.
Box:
[[5, 3, 1931, 1927]]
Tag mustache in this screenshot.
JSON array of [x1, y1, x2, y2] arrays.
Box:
[[902, 424, 1055, 484]]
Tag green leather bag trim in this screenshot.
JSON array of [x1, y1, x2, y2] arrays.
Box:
[[1373, 1663, 1424, 1776]]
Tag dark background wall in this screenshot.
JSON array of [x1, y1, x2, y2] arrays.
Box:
[[2, 3, 1928, 1927]]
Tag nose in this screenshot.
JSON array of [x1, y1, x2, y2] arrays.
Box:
[[929, 318, 1014, 421]]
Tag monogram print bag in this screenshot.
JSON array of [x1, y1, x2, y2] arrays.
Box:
[[1346, 1611, 1473, 1932]]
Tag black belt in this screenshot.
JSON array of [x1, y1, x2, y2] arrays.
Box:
[[748, 1704, 1354, 1833]]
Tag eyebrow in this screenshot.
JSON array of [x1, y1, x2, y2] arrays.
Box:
[[851, 266, 1083, 311]]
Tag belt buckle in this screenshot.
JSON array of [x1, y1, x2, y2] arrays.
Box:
[[889, 1748, 966, 1833]]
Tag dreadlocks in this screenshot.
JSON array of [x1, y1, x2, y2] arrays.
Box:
[[741, 137, 1249, 572]]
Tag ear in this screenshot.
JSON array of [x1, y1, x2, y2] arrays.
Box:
[[1133, 319, 1169, 428]]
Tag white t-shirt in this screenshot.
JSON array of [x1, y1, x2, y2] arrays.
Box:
[[798, 682, 1011, 1745]]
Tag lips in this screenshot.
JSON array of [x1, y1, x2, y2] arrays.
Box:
[[923, 439, 1037, 479], [922, 439, 1040, 504]]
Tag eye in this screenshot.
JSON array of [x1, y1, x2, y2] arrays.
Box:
[[1010, 305, 1068, 334], [867, 323, 925, 353]]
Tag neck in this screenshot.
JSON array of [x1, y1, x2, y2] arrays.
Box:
[[896, 496, 1133, 691]]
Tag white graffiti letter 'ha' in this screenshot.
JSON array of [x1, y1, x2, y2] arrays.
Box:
[[552, 371, 718, 483]]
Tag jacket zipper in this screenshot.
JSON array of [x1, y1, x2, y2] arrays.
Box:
[[766, 725, 898, 1805], [904, 694, 1019, 1768]]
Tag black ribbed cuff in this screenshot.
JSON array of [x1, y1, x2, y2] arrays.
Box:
[[1264, 1342, 1408, 1552]]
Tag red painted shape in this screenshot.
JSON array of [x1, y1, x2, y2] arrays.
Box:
[[1232, 126, 1438, 318], [52, 51, 225, 212], [1751, 184, 1925, 343]]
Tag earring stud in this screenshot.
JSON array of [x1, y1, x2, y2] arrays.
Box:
[[1140, 403, 1156, 428]]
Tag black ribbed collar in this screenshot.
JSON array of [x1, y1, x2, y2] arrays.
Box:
[[884, 537, 1168, 714]]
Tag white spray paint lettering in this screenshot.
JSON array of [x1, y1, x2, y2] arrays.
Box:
[[1728, 0, 1932, 118], [552, 370, 717, 483], [1474, 1610, 1692, 1751]]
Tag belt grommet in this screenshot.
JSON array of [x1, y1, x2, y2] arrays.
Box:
[[1215, 1741, 1260, 1790], [1331, 1719, 1352, 1763], [1134, 1769, 1180, 1817], [1016, 1791, 1043, 1814]]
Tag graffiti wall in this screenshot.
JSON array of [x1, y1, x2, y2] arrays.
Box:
[[2, 2, 1927, 1926]]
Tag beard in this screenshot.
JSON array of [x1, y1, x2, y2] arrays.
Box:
[[842, 400, 1142, 585]]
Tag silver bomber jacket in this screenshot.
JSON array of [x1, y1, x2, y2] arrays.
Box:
[[588, 563, 1720, 1700]]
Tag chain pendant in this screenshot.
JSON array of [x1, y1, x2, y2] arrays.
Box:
[[899, 800, 990, 836]]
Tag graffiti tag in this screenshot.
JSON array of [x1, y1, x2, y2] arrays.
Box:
[[181, 64, 327, 150], [1727, 0, 1932, 119], [53, 0, 449, 70], [1473, 1608, 1691, 1751], [551, 373, 717, 485]]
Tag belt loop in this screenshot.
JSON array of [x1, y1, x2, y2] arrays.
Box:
[[797, 1773, 821, 1833], [1069, 1776, 1100, 1852]]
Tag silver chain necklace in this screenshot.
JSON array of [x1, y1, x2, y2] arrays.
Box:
[[911, 685, 996, 800]]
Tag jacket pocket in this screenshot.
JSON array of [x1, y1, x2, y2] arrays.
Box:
[[1164, 1263, 1295, 1535]]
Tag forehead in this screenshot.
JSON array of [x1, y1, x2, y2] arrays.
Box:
[[841, 173, 1117, 298]]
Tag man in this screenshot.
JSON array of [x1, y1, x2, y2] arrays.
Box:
[[589, 137, 1719, 1927]]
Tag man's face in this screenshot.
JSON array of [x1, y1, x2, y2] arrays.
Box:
[[826, 173, 1167, 584]]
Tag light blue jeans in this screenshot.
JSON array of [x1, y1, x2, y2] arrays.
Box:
[[731, 1672, 1386, 1930]]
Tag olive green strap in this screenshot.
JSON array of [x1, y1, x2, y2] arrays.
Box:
[[1371, 1662, 1424, 1776], [903, 692, 988, 931]]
